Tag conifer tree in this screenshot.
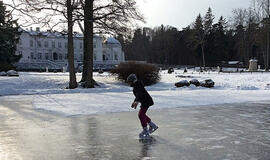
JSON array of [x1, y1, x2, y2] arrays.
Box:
[[203, 7, 215, 34], [193, 14, 206, 67], [0, 1, 21, 71]]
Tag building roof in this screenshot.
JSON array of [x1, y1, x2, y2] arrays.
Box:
[[20, 27, 100, 39], [228, 61, 240, 65], [104, 37, 121, 44], [249, 59, 258, 62]]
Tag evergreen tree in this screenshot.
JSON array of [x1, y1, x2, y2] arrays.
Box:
[[124, 28, 150, 62], [181, 26, 199, 65], [203, 7, 215, 34], [205, 16, 230, 66], [0, 1, 21, 71], [193, 14, 206, 67], [217, 16, 227, 31]]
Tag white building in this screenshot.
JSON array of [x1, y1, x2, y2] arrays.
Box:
[[16, 27, 125, 71]]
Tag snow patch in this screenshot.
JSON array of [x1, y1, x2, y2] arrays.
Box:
[[0, 71, 270, 116]]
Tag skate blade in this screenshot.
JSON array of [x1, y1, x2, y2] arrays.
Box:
[[139, 134, 150, 139], [139, 135, 155, 143], [149, 126, 158, 134]]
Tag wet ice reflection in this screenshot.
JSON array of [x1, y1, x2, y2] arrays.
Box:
[[0, 98, 270, 159]]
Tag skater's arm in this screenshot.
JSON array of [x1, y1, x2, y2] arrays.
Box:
[[131, 101, 139, 109]]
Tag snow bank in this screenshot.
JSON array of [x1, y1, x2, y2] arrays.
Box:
[[0, 70, 270, 116], [30, 90, 270, 116]]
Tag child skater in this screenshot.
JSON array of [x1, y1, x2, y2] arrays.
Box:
[[127, 73, 158, 138]]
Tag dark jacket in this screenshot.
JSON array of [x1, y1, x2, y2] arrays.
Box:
[[132, 80, 154, 107]]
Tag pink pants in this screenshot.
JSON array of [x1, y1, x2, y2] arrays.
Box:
[[138, 107, 151, 128]]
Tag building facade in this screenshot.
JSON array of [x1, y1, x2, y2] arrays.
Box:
[[16, 27, 125, 70]]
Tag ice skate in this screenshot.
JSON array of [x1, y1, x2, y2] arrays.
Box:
[[139, 127, 150, 139], [148, 122, 158, 134]]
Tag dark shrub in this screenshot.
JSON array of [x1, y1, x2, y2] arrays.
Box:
[[111, 61, 160, 86], [189, 79, 200, 87], [7, 70, 19, 77], [175, 80, 190, 87], [0, 62, 15, 72], [200, 79, 215, 88]]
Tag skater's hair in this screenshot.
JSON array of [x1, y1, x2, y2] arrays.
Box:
[[127, 73, 137, 83]]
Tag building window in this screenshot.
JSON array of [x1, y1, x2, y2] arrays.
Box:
[[74, 42, 76, 49], [53, 52, 58, 61], [80, 42, 83, 49], [52, 41, 55, 48], [45, 53, 49, 60], [44, 41, 48, 48], [80, 54, 83, 61], [65, 42, 68, 48], [37, 41, 42, 48], [114, 53, 118, 60], [93, 43, 97, 49], [38, 52, 42, 59], [31, 52, 34, 59], [94, 53, 97, 61], [58, 42, 62, 48], [19, 40, 22, 45], [30, 40, 34, 47], [65, 54, 67, 59], [107, 53, 111, 60], [59, 54, 62, 60]]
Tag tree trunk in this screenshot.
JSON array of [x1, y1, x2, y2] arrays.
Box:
[[201, 43, 206, 68], [266, 0, 270, 71], [267, 21, 270, 71], [82, 0, 95, 88], [67, 0, 77, 89]]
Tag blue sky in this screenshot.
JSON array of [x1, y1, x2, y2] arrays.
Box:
[[137, 0, 252, 29]]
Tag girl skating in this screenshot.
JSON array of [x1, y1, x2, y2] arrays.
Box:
[[127, 74, 158, 139]]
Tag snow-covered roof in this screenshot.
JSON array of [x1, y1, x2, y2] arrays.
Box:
[[228, 61, 240, 65], [23, 29, 69, 38], [21, 28, 100, 39], [104, 37, 121, 44], [249, 59, 258, 62]]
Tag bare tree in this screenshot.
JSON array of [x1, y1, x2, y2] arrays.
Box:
[[231, 8, 248, 27], [6, 0, 144, 88], [254, 0, 270, 70], [80, 0, 144, 88], [82, 0, 94, 88], [5, 0, 79, 88], [67, 0, 78, 89], [231, 7, 264, 68]]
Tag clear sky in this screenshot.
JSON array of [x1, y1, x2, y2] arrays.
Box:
[[136, 0, 252, 29]]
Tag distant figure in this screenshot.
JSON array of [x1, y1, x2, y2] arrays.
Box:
[[127, 74, 158, 139], [184, 67, 187, 73], [168, 68, 174, 74]]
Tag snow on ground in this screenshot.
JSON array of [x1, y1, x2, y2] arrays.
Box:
[[0, 70, 270, 116]]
